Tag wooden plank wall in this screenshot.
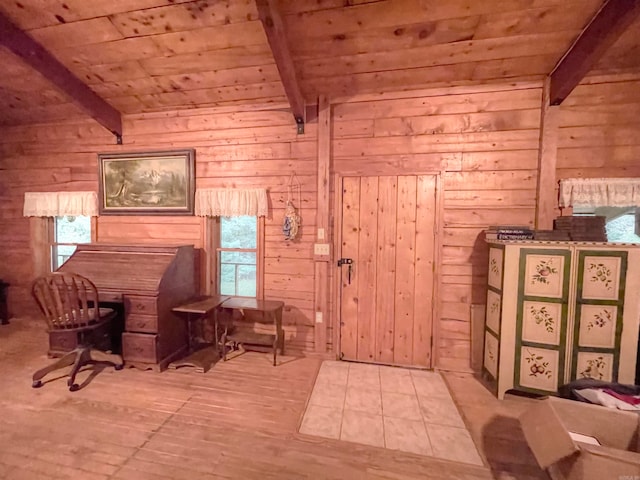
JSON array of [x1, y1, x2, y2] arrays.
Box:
[[1, 74, 639, 367], [556, 73, 640, 183], [0, 105, 319, 352], [332, 82, 542, 372]]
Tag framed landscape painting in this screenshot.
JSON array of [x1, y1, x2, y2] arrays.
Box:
[[98, 149, 195, 215]]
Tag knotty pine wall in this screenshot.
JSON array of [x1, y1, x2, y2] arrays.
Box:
[[1, 75, 639, 369], [557, 73, 640, 182], [0, 105, 319, 352], [332, 82, 541, 372]]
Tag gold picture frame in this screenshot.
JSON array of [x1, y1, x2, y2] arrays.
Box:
[[98, 149, 195, 215]]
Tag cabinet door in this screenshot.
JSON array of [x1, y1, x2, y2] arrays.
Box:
[[483, 245, 504, 381], [515, 248, 571, 394], [571, 250, 627, 383]]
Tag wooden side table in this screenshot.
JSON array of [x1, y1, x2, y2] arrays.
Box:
[[220, 298, 285, 366], [168, 295, 228, 373]]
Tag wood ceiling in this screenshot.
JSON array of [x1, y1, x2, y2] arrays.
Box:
[[0, 0, 639, 133]]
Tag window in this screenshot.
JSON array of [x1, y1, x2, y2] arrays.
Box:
[[52, 215, 91, 270], [217, 216, 258, 297], [573, 207, 640, 243]]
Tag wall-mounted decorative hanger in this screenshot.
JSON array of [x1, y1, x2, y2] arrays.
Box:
[[283, 173, 301, 241]]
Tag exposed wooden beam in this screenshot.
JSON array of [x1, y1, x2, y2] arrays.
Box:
[[549, 0, 640, 105], [314, 95, 331, 353], [536, 78, 560, 229], [0, 13, 122, 139], [256, 0, 306, 133]]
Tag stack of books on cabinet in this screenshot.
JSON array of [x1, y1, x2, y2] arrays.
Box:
[[553, 216, 607, 241], [485, 225, 534, 241], [532, 229, 571, 241]]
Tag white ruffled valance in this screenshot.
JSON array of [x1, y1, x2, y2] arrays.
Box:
[[23, 191, 98, 217], [194, 188, 268, 217], [559, 178, 640, 208]]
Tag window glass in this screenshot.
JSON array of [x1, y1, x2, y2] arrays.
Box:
[[573, 207, 640, 243], [218, 216, 257, 297], [52, 215, 91, 269], [221, 216, 257, 249], [606, 212, 640, 243]]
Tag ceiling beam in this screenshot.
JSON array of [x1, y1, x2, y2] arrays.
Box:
[[256, 0, 306, 133], [549, 0, 640, 105], [0, 12, 122, 140]]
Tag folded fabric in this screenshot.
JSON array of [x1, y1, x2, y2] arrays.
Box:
[[603, 388, 640, 406], [574, 388, 640, 411]]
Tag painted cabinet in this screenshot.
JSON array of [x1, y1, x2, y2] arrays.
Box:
[[483, 241, 640, 399]]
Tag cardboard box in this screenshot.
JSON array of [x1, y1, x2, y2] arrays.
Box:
[[520, 397, 640, 480]]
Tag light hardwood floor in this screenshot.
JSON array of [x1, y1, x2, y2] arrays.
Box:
[[0, 317, 548, 480]]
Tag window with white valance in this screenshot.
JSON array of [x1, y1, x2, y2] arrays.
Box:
[[559, 178, 640, 208], [194, 188, 268, 217], [23, 191, 98, 217]]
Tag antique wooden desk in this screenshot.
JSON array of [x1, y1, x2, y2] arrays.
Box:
[[220, 298, 285, 366], [169, 295, 229, 373], [58, 244, 196, 370]]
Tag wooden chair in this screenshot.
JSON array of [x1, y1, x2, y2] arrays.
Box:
[[31, 272, 123, 391]]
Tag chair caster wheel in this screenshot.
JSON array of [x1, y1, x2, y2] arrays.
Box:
[[115, 364, 124, 370], [32, 380, 42, 388], [69, 383, 79, 392]]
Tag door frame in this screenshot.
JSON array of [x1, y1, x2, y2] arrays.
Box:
[[331, 172, 445, 368]]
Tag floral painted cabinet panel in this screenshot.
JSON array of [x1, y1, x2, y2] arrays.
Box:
[[515, 249, 571, 395], [483, 241, 639, 399], [571, 251, 627, 382]]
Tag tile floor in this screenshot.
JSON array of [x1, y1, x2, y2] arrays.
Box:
[[299, 360, 483, 465]]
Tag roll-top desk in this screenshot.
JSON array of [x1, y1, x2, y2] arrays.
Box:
[[59, 243, 196, 370]]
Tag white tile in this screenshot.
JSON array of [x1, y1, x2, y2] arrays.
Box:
[[345, 386, 382, 415], [418, 395, 465, 428], [380, 366, 415, 394], [348, 364, 381, 390], [427, 424, 483, 465], [349, 362, 380, 375], [384, 416, 433, 456], [381, 391, 422, 420], [299, 404, 342, 439], [411, 371, 452, 399], [308, 382, 346, 409], [316, 361, 350, 386], [341, 410, 384, 447]]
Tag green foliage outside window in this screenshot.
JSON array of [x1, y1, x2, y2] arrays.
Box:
[[219, 216, 257, 297]]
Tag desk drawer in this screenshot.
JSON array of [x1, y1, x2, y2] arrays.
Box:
[[126, 314, 158, 334], [122, 332, 159, 363], [125, 296, 158, 316]]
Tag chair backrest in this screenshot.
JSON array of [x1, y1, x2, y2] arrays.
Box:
[[32, 272, 102, 330]]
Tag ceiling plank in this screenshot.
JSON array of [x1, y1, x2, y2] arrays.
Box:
[[256, 0, 306, 131], [0, 12, 122, 138], [549, 0, 640, 105]]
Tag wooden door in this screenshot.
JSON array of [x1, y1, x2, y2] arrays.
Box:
[[339, 175, 437, 367]]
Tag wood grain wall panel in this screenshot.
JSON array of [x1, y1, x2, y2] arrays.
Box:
[[0, 106, 319, 353], [303, 55, 555, 100], [332, 84, 540, 371], [3, 76, 637, 362], [557, 77, 640, 182], [557, 145, 640, 169]]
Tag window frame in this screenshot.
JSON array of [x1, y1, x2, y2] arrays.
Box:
[[49, 216, 96, 271], [205, 216, 264, 299]]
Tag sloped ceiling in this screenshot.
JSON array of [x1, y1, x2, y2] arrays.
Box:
[[0, 0, 638, 129]]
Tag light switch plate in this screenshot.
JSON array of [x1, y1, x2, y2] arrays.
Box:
[[314, 243, 330, 255]]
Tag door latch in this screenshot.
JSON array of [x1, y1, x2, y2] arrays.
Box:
[[337, 258, 354, 284]]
